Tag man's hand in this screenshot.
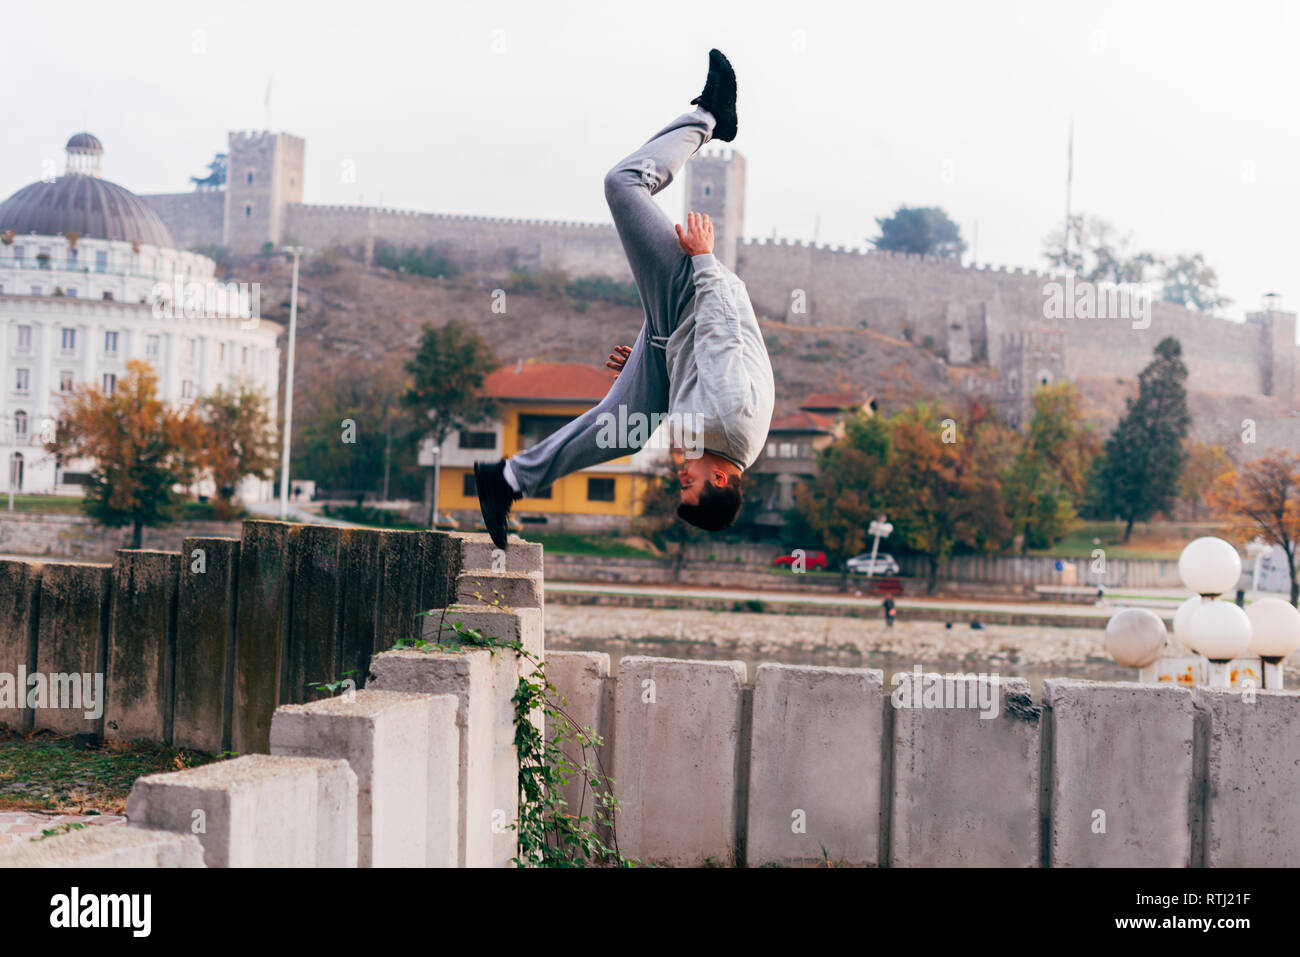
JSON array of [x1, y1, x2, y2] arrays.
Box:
[[606, 344, 633, 377], [675, 211, 715, 256]]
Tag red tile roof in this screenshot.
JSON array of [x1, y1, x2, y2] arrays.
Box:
[[800, 392, 869, 411], [481, 362, 617, 402], [769, 410, 837, 433]]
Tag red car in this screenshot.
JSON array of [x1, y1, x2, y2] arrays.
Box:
[[773, 550, 828, 571]]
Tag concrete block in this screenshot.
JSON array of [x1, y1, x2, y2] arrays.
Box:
[[104, 551, 180, 743], [890, 672, 1040, 867], [748, 664, 885, 867], [271, 689, 459, 867], [456, 570, 543, 610], [455, 532, 543, 574], [1043, 679, 1194, 868], [286, 524, 343, 703], [125, 753, 358, 867], [0, 825, 205, 868], [173, 537, 239, 753], [375, 530, 424, 650], [338, 528, 382, 687], [368, 646, 517, 867], [1196, 687, 1300, 867], [425, 604, 544, 673], [0, 559, 41, 732], [612, 656, 747, 866], [34, 562, 111, 735], [419, 530, 462, 611], [544, 651, 612, 826], [232, 521, 293, 754]]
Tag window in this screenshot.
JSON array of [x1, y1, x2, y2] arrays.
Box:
[[59, 370, 74, 393], [14, 411, 27, 437], [15, 368, 30, 392], [245, 205, 252, 217], [102, 373, 116, 394], [66, 288, 77, 298], [247, 171, 254, 184], [145, 334, 160, 359], [181, 379, 195, 399], [30, 285, 41, 296], [517, 414, 571, 451], [587, 477, 615, 502], [531, 485, 552, 500], [218, 342, 227, 365], [185, 338, 197, 364], [462, 473, 477, 497], [240, 346, 250, 366], [102, 291, 114, 301], [61, 328, 76, 352], [16, 325, 31, 352], [67, 249, 77, 269], [104, 330, 119, 355], [459, 430, 496, 450], [95, 251, 107, 273], [13, 246, 24, 263]]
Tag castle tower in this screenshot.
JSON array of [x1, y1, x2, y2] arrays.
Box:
[[222, 131, 305, 254], [683, 148, 745, 270], [997, 329, 1066, 428]]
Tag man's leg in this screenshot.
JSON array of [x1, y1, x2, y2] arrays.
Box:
[[506, 108, 717, 495]]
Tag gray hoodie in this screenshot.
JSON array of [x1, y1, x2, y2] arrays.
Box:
[[652, 252, 775, 469]]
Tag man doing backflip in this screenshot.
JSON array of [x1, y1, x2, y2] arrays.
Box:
[[475, 49, 774, 550]]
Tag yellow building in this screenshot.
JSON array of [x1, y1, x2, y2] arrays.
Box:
[[438, 361, 661, 534]]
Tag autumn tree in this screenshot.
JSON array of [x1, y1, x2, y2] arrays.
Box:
[[48, 360, 197, 548], [1086, 337, 1191, 542], [884, 401, 1013, 593], [793, 411, 890, 588], [197, 382, 278, 518], [1006, 383, 1098, 551], [1180, 442, 1234, 520], [403, 321, 500, 521], [1209, 452, 1300, 604], [1042, 214, 1158, 284]]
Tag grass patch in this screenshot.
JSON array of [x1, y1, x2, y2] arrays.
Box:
[[1026, 521, 1228, 560], [0, 728, 222, 815], [321, 503, 424, 530], [525, 532, 655, 559]]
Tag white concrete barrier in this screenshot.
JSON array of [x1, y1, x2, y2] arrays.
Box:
[[890, 673, 1040, 867], [612, 656, 747, 866], [1196, 687, 1300, 867], [0, 826, 204, 867], [543, 650, 613, 827], [748, 664, 885, 867], [270, 690, 459, 867], [125, 754, 358, 867], [368, 646, 518, 867], [1043, 679, 1194, 867]]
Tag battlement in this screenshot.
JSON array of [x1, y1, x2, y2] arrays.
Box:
[[283, 203, 616, 231]]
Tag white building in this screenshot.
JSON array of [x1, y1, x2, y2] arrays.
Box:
[[0, 133, 281, 499]]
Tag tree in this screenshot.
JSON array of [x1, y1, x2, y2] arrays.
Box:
[[1086, 337, 1191, 542], [1180, 442, 1234, 520], [870, 206, 966, 260], [884, 401, 1013, 593], [793, 412, 890, 589], [632, 467, 703, 582], [1208, 453, 1300, 604], [48, 360, 196, 548], [1005, 383, 1098, 551], [1161, 252, 1230, 312], [403, 321, 501, 521], [1042, 214, 1157, 284], [197, 383, 278, 518]]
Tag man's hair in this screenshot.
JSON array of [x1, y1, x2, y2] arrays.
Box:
[[677, 473, 743, 532]]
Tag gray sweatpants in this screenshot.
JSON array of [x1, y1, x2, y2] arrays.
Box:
[[507, 108, 716, 495]]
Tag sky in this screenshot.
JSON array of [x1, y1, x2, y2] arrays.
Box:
[[1, 0, 1295, 318]]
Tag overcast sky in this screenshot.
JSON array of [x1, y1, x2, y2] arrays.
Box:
[[2, 0, 1295, 317]]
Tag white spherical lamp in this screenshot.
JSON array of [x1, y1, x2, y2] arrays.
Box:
[[1189, 600, 1253, 687], [1178, 537, 1242, 597], [1245, 597, 1300, 689], [1104, 608, 1167, 670], [1173, 595, 1207, 651]]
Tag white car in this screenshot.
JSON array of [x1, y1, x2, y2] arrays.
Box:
[[845, 552, 900, 576]]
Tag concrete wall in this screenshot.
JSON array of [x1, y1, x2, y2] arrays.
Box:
[[0, 512, 241, 561]]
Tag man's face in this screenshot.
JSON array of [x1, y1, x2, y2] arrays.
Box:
[[677, 455, 716, 505]]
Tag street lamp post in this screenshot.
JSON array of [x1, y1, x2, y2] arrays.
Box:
[[865, 517, 893, 579], [278, 246, 305, 520]]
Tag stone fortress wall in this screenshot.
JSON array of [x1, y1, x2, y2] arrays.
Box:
[[140, 131, 1298, 416]]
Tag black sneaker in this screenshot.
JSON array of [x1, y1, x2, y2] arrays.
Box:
[[690, 48, 738, 142], [474, 459, 519, 550]]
